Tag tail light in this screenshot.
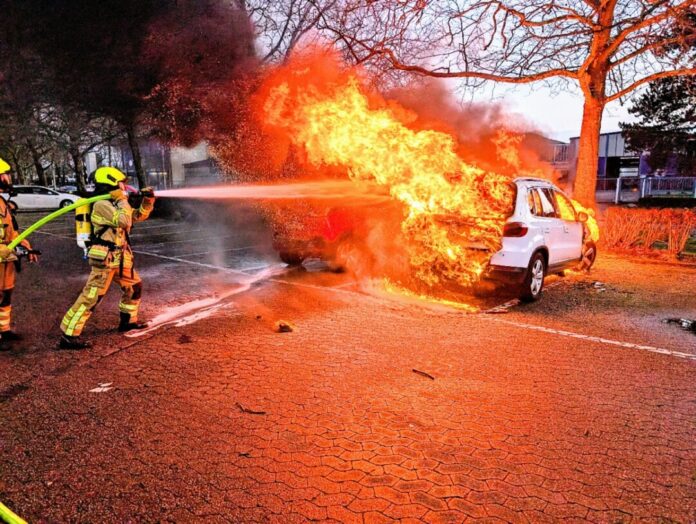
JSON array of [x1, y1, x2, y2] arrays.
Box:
[[503, 222, 528, 237]]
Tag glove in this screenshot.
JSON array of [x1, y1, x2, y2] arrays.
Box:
[[21, 239, 38, 263], [0, 244, 17, 263], [110, 188, 128, 202], [140, 187, 155, 199]]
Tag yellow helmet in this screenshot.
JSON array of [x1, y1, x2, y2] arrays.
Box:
[[0, 158, 10, 174], [94, 166, 127, 187]]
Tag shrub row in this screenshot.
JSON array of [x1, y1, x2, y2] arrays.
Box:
[[602, 207, 696, 257]]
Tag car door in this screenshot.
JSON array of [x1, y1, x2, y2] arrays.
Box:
[[533, 187, 565, 266], [552, 189, 583, 261], [12, 187, 32, 209], [32, 186, 57, 208]]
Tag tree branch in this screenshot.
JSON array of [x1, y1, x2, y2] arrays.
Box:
[[606, 67, 696, 102]]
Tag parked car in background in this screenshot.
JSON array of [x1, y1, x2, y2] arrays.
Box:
[[57, 185, 78, 194], [1, 185, 80, 210]]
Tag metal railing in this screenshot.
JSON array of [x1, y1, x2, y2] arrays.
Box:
[[645, 177, 696, 196], [595, 178, 618, 191], [602, 176, 696, 203]]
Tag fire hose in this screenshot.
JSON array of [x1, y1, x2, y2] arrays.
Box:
[[0, 193, 124, 524], [0, 501, 26, 524], [7, 194, 111, 251]]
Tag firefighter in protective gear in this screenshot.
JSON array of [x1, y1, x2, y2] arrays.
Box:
[[59, 167, 155, 350], [0, 157, 38, 350]]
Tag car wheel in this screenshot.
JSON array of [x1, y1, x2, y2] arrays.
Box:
[[59, 199, 74, 208], [578, 241, 597, 272], [520, 252, 546, 302], [279, 252, 305, 266]]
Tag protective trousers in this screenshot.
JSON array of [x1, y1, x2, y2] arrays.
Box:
[[61, 264, 142, 337], [0, 261, 16, 332]]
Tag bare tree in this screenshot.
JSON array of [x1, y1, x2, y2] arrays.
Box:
[[317, 0, 695, 206], [236, 0, 339, 62]]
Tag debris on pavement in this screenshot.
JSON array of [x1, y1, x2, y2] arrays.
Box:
[[90, 383, 113, 393], [485, 298, 519, 314], [274, 320, 295, 333], [177, 334, 193, 344], [412, 369, 435, 380], [663, 318, 696, 334], [236, 402, 267, 415], [593, 281, 607, 292]]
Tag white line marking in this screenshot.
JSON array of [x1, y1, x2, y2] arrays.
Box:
[[483, 316, 696, 361], [129, 228, 203, 239], [240, 264, 274, 272], [131, 249, 253, 276], [133, 233, 243, 248], [333, 281, 357, 289], [176, 245, 265, 258]]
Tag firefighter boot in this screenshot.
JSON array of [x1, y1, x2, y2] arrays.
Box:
[[58, 335, 92, 350], [118, 312, 148, 332]]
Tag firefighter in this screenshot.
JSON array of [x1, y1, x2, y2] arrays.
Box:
[[59, 167, 155, 350], [0, 157, 38, 350]]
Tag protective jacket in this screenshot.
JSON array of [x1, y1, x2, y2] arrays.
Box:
[[0, 198, 30, 333], [88, 197, 153, 271], [61, 194, 155, 338]]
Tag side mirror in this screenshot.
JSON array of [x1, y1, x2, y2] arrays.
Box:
[[577, 211, 589, 223]]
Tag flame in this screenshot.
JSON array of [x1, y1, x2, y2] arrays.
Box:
[[253, 52, 599, 295], [257, 54, 515, 290]]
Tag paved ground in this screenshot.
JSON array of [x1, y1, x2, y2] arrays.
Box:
[[1, 203, 695, 523]]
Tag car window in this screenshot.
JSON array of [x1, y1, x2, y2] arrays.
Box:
[[531, 190, 542, 217], [14, 187, 30, 194], [553, 190, 577, 221], [33, 187, 52, 195], [526, 190, 536, 215], [536, 188, 557, 218]]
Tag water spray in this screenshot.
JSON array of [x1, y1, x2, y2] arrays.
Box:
[[155, 180, 390, 205]]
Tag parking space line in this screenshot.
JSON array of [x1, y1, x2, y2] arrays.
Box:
[[176, 245, 265, 258], [133, 234, 243, 248], [483, 316, 696, 361], [129, 228, 204, 239], [131, 249, 253, 276]]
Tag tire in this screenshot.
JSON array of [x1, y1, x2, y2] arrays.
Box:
[[577, 241, 597, 272], [520, 252, 546, 302], [279, 252, 305, 266], [59, 200, 73, 208]]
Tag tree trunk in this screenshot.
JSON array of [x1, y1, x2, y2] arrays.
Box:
[[27, 142, 48, 186], [573, 96, 604, 208], [126, 126, 147, 189], [70, 149, 87, 194]]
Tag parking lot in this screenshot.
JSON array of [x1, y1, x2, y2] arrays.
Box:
[[1, 202, 695, 522]]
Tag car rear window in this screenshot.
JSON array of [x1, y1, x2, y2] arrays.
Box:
[[535, 188, 557, 218]]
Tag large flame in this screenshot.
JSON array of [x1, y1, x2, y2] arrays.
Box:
[[253, 52, 598, 294]]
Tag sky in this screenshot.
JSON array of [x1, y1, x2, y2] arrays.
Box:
[[464, 81, 638, 142]]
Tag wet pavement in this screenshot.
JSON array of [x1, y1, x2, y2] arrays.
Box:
[[0, 204, 695, 522]]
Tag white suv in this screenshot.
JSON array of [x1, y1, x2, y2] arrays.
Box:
[[483, 178, 596, 301]]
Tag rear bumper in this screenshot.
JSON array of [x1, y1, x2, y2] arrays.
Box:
[[483, 264, 527, 284]]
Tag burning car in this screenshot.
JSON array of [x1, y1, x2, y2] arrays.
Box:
[[271, 177, 596, 302], [482, 177, 596, 301]]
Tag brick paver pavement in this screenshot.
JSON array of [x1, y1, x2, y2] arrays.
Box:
[[1, 269, 695, 522]]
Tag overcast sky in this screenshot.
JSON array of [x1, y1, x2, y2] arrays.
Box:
[[463, 80, 637, 142]]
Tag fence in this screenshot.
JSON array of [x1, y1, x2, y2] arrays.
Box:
[[645, 177, 696, 196], [596, 176, 696, 203]]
